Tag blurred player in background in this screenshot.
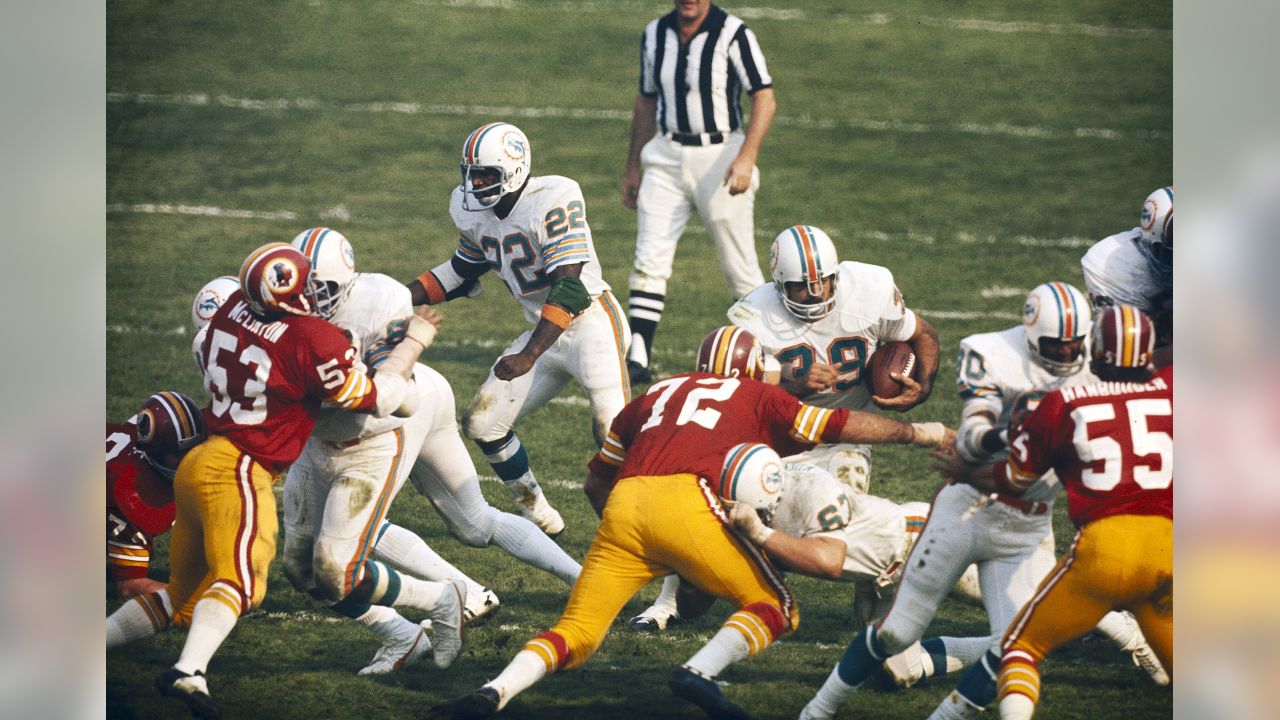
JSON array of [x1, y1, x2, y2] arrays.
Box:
[[106, 391, 205, 598], [728, 224, 940, 493], [410, 122, 630, 537], [991, 305, 1172, 718], [620, 0, 777, 385], [800, 284, 1162, 720], [430, 326, 952, 720], [108, 242, 432, 719], [1081, 186, 1173, 349]]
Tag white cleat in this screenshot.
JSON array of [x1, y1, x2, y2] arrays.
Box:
[[358, 620, 433, 676], [882, 640, 926, 689], [1131, 642, 1170, 686], [627, 606, 677, 633], [463, 586, 501, 626], [429, 579, 468, 669], [520, 492, 565, 537], [798, 700, 835, 720]]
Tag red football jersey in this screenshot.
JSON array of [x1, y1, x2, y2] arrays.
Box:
[[588, 373, 850, 485], [198, 290, 378, 472], [105, 422, 175, 582], [1007, 364, 1173, 527]]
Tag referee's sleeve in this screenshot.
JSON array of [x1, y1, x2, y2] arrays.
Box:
[[639, 25, 657, 97], [730, 25, 772, 92]]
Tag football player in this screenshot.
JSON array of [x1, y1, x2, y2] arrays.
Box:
[[279, 228, 581, 675], [409, 122, 631, 537], [987, 305, 1173, 718], [108, 242, 435, 720], [106, 391, 205, 598], [1081, 186, 1173, 347], [727, 224, 941, 495], [800, 285, 1164, 720], [429, 326, 953, 720]]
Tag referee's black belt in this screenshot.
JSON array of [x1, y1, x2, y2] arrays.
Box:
[[668, 131, 725, 146]]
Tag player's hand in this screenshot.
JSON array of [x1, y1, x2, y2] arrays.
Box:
[[929, 448, 970, 483], [415, 305, 444, 329], [116, 577, 167, 599], [621, 166, 642, 210], [494, 351, 536, 381], [910, 422, 954, 450], [728, 502, 773, 545], [722, 156, 754, 195], [794, 363, 839, 396], [872, 372, 928, 410]]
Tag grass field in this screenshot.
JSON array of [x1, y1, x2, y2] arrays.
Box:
[[106, 1, 1172, 718]]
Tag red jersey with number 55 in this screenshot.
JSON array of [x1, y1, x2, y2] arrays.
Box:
[[199, 290, 379, 472], [588, 372, 850, 485], [1007, 364, 1172, 527]]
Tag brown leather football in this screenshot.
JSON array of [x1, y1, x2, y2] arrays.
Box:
[[867, 341, 916, 399]]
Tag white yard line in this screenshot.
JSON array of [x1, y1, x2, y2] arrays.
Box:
[[106, 92, 1168, 142]]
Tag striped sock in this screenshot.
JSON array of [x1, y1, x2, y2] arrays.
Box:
[[107, 589, 172, 648], [174, 595, 240, 675], [488, 647, 552, 711], [626, 291, 665, 366], [998, 649, 1041, 719], [482, 434, 541, 502]]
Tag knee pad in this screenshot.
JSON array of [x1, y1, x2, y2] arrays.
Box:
[[311, 539, 353, 602], [461, 392, 504, 443], [873, 619, 919, 657], [281, 540, 316, 593]]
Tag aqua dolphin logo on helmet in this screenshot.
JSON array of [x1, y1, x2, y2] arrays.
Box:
[[460, 122, 532, 211]]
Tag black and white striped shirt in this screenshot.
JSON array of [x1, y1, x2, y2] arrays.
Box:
[[639, 5, 773, 137]]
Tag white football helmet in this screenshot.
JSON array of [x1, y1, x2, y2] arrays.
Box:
[[1137, 186, 1173, 285], [1022, 281, 1091, 377], [770, 224, 839, 321], [460, 122, 531, 211], [717, 443, 786, 521], [191, 275, 240, 331], [290, 227, 356, 319]]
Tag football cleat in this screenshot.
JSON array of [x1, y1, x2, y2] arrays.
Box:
[[627, 360, 653, 387], [520, 492, 565, 538], [155, 667, 222, 720], [357, 620, 433, 676], [881, 641, 926, 689], [463, 587, 501, 626], [429, 579, 468, 669], [627, 608, 678, 633], [1131, 642, 1170, 686], [669, 666, 750, 720], [428, 686, 501, 720]]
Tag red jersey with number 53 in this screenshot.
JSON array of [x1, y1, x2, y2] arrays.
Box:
[[199, 290, 379, 472], [1007, 364, 1172, 527], [588, 372, 850, 485]]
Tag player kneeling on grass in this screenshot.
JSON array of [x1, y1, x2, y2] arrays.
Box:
[[107, 242, 439, 720], [428, 325, 953, 720]]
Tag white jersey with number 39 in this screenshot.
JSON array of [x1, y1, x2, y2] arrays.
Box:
[[728, 261, 917, 411]]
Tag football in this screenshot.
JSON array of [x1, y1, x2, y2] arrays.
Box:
[[867, 341, 917, 399]]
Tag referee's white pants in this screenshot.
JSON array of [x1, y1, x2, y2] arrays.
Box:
[[631, 133, 764, 299]]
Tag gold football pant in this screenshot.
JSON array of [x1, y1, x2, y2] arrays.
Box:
[[524, 474, 796, 672], [999, 514, 1173, 706], [167, 435, 280, 626]]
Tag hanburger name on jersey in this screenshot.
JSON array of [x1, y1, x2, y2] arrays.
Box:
[[228, 300, 291, 344], [1059, 375, 1168, 404]]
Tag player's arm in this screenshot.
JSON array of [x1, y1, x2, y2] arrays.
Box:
[[584, 425, 628, 517], [775, 395, 953, 451], [321, 310, 440, 417], [731, 502, 847, 579], [493, 263, 589, 381], [408, 238, 488, 306], [874, 315, 940, 411], [621, 93, 658, 210], [954, 343, 1006, 461]]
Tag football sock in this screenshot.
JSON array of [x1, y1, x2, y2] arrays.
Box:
[[626, 290, 665, 367], [353, 605, 416, 643], [685, 621, 753, 678], [926, 648, 1000, 719], [173, 596, 239, 676], [639, 574, 681, 620], [488, 649, 550, 711], [373, 521, 468, 583], [997, 648, 1041, 720], [107, 589, 172, 648], [999, 693, 1037, 720], [492, 512, 581, 585], [358, 559, 446, 611], [924, 635, 992, 678], [803, 625, 886, 717], [927, 691, 983, 720], [482, 433, 542, 502]]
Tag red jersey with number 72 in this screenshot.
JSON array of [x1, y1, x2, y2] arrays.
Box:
[[198, 290, 379, 472], [588, 372, 850, 485], [1006, 364, 1172, 527]]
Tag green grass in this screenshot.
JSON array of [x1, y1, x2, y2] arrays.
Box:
[[107, 1, 1171, 718]]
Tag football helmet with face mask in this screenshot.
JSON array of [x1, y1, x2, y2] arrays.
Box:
[[460, 122, 531, 211], [1022, 281, 1091, 377], [717, 443, 786, 522], [290, 227, 356, 319], [134, 390, 206, 480], [191, 275, 240, 332], [770, 224, 839, 321], [1090, 304, 1156, 374], [238, 242, 320, 317], [696, 325, 766, 380]]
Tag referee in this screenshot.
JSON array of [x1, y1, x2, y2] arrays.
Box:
[[620, 0, 777, 385]]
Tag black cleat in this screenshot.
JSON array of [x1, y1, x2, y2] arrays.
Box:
[[627, 360, 652, 386], [669, 666, 750, 720], [155, 667, 222, 720], [428, 686, 501, 720]]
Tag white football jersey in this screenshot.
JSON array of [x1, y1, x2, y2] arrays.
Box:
[[728, 261, 917, 410], [1080, 229, 1166, 314], [449, 175, 610, 325], [955, 325, 1098, 499], [309, 273, 413, 442]]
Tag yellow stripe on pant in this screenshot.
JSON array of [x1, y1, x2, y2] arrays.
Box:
[[533, 474, 797, 671], [166, 435, 280, 626]]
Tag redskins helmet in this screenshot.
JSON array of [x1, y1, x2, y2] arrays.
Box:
[[718, 443, 786, 521], [135, 391, 206, 480], [460, 122, 531, 211], [290, 227, 356, 318], [770, 224, 839, 321], [1138, 186, 1173, 286], [1089, 304, 1156, 378], [191, 275, 240, 332], [1022, 282, 1091, 377], [697, 326, 766, 380], [238, 242, 320, 317]]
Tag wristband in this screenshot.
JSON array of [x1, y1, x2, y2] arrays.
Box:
[[540, 303, 573, 330], [415, 271, 447, 305]]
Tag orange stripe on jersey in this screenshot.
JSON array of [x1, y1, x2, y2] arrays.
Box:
[[598, 292, 631, 401]]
